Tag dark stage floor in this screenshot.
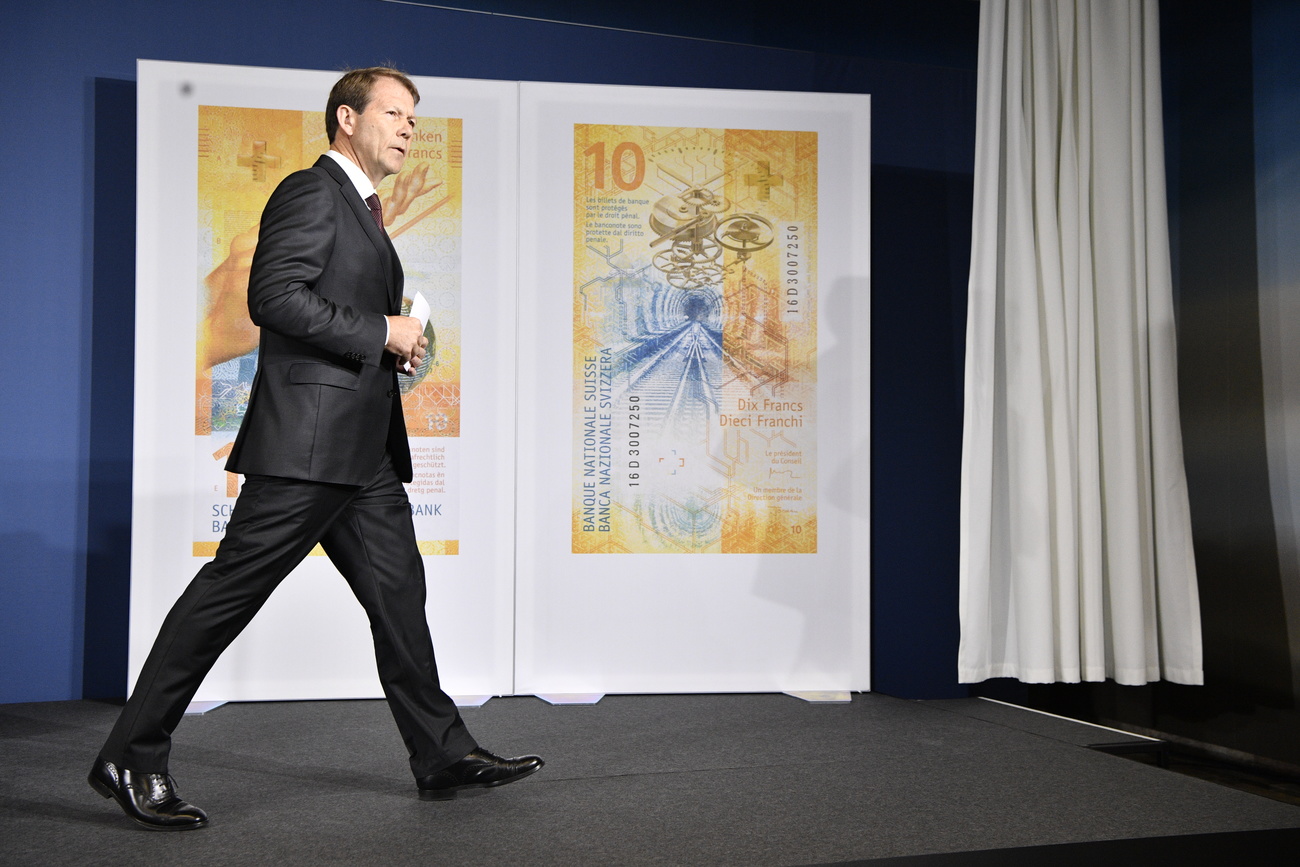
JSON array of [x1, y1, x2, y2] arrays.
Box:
[[2, 693, 1297, 865]]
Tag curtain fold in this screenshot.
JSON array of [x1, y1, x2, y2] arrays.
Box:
[[959, 0, 1203, 685]]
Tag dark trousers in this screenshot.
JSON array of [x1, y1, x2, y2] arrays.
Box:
[[100, 455, 477, 778]]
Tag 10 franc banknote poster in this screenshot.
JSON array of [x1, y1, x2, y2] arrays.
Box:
[[194, 106, 464, 557], [572, 125, 818, 554]]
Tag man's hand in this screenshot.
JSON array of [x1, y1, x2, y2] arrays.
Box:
[[385, 315, 428, 371]]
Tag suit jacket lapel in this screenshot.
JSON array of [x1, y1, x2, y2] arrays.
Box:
[[314, 156, 399, 312], [380, 228, 403, 313]]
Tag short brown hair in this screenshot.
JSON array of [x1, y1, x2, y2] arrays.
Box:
[[325, 67, 420, 143]]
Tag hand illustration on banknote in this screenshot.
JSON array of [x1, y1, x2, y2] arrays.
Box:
[[200, 222, 262, 370], [384, 162, 442, 228]]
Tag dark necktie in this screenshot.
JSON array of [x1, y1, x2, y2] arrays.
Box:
[[364, 193, 385, 232]]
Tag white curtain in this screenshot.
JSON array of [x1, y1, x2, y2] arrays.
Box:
[[959, 0, 1203, 685]]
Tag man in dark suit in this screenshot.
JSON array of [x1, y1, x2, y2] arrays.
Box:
[[89, 67, 542, 831]]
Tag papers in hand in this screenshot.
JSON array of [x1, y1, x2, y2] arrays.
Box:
[[400, 291, 431, 376], [409, 290, 431, 330]]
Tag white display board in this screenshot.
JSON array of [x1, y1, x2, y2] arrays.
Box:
[[132, 63, 870, 702], [515, 82, 871, 694], [132, 61, 518, 700]]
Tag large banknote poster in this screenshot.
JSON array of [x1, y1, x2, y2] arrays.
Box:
[[517, 83, 870, 696], [193, 106, 464, 557], [133, 62, 518, 702], [572, 125, 818, 554]]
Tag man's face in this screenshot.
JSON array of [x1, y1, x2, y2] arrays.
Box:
[[341, 76, 416, 185]]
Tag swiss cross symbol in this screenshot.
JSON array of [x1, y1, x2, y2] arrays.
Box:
[[237, 141, 281, 182]]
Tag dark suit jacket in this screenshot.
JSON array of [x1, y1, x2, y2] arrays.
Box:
[[226, 155, 413, 485]]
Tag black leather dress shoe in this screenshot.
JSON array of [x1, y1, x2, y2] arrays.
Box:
[[88, 757, 209, 831], [416, 748, 544, 800]]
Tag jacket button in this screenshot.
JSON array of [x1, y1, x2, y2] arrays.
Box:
[[387, 390, 397, 398]]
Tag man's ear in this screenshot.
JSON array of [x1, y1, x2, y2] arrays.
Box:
[[336, 105, 357, 138]]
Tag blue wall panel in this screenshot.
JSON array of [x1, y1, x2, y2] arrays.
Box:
[[0, 0, 975, 702]]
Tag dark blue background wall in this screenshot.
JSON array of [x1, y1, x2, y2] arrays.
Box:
[[0, 0, 978, 703]]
